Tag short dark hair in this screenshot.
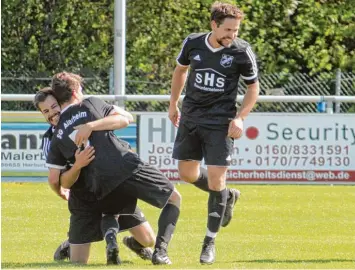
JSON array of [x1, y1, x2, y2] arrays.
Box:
[[33, 87, 54, 110], [51, 72, 83, 105], [210, 2, 244, 26]]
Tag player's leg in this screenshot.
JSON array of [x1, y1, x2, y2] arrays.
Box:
[[119, 206, 155, 260], [101, 214, 121, 265], [174, 121, 240, 227], [199, 124, 234, 264], [70, 244, 91, 264], [126, 222, 155, 248], [68, 191, 104, 264], [199, 165, 228, 264], [121, 165, 181, 265]]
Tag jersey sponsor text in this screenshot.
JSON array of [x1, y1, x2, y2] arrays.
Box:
[[63, 111, 87, 129]]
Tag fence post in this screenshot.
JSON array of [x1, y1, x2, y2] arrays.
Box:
[[326, 100, 334, 114], [335, 69, 341, 113], [109, 66, 114, 95]]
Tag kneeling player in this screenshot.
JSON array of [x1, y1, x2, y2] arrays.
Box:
[[35, 88, 155, 264]]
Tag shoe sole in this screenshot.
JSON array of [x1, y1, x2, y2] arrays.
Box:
[[200, 260, 215, 265], [152, 259, 172, 265]]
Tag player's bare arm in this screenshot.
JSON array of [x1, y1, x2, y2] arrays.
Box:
[[60, 146, 96, 189], [74, 108, 133, 146], [112, 105, 134, 122], [48, 168, 68, 200], [169, 65, 189, 127], [228, 81, 259, 139]]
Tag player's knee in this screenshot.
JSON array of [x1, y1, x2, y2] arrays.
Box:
[[168, 188, 182, 206], [208, 181, 225, 191], [179, 171, 199, 183]]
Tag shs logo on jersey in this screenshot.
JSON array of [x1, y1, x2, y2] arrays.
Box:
[[220, 54, 234, 68], [194, 68, 226, 92]]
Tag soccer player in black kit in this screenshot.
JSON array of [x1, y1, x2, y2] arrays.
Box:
[[35, 88, 155, 264], [46, 72, 181, 265], [169, 2, 260, 264]]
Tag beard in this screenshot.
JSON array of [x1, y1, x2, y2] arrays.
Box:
[[216, 37, 232, 48], [48, 112, 60, 127]]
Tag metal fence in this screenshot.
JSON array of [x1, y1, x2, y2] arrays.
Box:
[[1, 70, 354, 113]]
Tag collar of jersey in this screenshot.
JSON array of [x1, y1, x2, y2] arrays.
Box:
[[205, 32, 224, 53], [60, 103, 76, 114]]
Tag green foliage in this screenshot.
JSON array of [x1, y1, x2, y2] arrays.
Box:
[[1, 0, 354, 111], [2, 0, 353, 76], [1, 0, 114, 73]]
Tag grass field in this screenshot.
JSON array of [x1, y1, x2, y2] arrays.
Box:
[[2, 182, 355, 269]]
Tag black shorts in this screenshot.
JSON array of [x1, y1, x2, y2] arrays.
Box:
[[121, 162, 174, 209], [68, 187, 139, 244], [172, 119, 234, 166], [118, 208, 147, 232]]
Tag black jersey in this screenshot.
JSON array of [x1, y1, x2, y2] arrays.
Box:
[[46, 97, 143, 199], [176, 32, 258, 125], [41, 125, 89, 193], [41, 126, 54, 160]]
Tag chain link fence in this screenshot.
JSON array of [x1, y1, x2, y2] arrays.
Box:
[[1, 70, 354, 113]]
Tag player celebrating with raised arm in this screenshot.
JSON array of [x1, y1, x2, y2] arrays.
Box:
[[169, 1, 259, 264], [35, 88, 155, 264]]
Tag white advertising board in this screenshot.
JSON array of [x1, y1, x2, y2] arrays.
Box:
[[1, 129, 47, 173], [138, 113, 355, 183]]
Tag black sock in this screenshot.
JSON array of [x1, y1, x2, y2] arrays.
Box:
[[101, 215, 119, 243], [207, 189, 228, 235], [193, 168, 232, 199], [192, 167, 210, 192], [127, 236, 144, 249], [155, 203, 180, 250]]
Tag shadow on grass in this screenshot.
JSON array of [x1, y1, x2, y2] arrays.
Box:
[[2, 260, 134, 268], [234, 258, 355, 264]]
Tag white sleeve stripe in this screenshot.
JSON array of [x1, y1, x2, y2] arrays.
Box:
[[246, 47, 257, 70], [42, 138, 48, 157], [46, 140, 51, 156], [46, 163, 66, 169], [176, 60, 189, 66], [241, 74, 258, 80], [176, 37, 189, 63], [246, 46, 258, 76], [42, 138, 51, 159]]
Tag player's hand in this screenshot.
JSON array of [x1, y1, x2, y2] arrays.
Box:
[[74, 146, 95, 169], [73, 123, 93, 147], [59, 187, 70, 201], [228, 117, 243, 139], [169, 104, 180, 127]]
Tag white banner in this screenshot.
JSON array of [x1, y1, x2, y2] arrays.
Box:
[[1, 130, 46, 172], [138, 113, 355, 183]]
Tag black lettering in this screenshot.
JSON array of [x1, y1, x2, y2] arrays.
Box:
[[296, 128, 305, 140], [282, 128, 292, 140], [1, 135, 16, 149], [1, 152, 11, 160], [19, 134, 37, 149], [267, 123, 278, 140]]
